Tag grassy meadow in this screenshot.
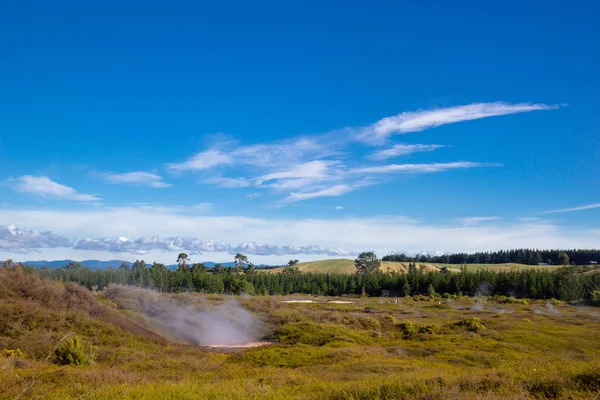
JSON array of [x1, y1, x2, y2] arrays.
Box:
[[267, 259, 562, 274], [2, 266, 600, 399]]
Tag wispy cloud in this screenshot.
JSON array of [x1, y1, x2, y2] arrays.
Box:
[[540, 202, 600, 215], [168, 138, 332, 172], [350, 162, 499, 174], [168, 149, 233, 171], [255, 160, 344, 192], [361, 102, 561, 142], [104, 171, 171, 188], [284, 184, 354, 202], [370, 144, 445, 160], [459, 216, 500, 226], [165, 101, 559, 203], [14, 176, 100, 202], [204, 177, 252, 188]]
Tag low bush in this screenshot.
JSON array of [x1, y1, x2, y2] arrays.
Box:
[[397, 321, 417, 337], [2, 348, 26, 359], [418, 324, 439, 334], [277, 321, 372, 346], [453, 317, 486, 333], [55, 337, 95, 366]]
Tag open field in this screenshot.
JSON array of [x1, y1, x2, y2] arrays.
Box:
[[2, 266, 600, 399], [266, 259, 562, 274]]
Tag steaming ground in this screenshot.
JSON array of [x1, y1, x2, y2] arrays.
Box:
[[103, 285, 266, 346]]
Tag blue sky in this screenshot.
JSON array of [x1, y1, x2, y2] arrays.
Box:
[[1, 0, 599, 263]]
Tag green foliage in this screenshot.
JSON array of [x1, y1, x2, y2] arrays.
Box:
[[54, 337, 95, 366], [26, 255, 600, 304], [277, 321, 373, 346], [427, 283, 437, 298], [176, 253, 189, 270], [355, 252, 381, 274], [418, 324, 439, 334], [2, 348, 26, 359], [454, 317, 486, 333], [493, 295, 530, 305], [397, 321, 417, 337], [383, 248, 600, 265]]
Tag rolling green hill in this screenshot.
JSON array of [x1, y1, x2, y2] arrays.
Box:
[[266, 259, 561, 274]]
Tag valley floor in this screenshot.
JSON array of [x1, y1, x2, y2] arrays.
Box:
[[1, 267, 599, 399]]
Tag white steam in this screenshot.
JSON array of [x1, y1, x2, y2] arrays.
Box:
[[103, 285, 265, 346]]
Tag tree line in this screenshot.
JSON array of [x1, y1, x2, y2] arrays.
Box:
[[8, 259, 600, 304], [382, 249, 600, 266]]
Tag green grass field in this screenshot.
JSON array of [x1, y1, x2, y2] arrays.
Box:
[[267, 259, 561, 274], [2, 266, 600, 399]]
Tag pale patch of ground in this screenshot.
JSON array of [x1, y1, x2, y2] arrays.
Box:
[[202, 341, 272, 349], [282, 300, 316, 303]]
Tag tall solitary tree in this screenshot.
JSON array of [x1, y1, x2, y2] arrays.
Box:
[[177, 253, 189, 271], [355, 252, 381, 274], [234, 253, 248, 274]]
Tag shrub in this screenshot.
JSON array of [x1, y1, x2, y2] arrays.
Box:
[[357, 316, 381, 331], [2, 348, 26, 359], [397, 321, 417, 337], [454, 317, 486, 333], [54, 337, 95, 366], [277, 321, 372, 346], [381, 314, 397, 324], [494, 295, 529, 305], [418, 324, 438, 334]]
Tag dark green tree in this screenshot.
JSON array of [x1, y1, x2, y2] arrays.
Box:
[[355, 252, 381, 274]]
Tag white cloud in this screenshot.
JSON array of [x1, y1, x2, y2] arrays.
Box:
[[370, 144, 445, 160], [335, 206, 344, 210], [284, 184, 353, 202], [204, 177, 251, 188], [257, 160, 336, 183], [1, 207, 600, 264], [14, 176, 100, 202], [0, 224, 72, 251], [104, 171, 171, 188], [165, 101, 560, 204], [168, 149, 233, 171], [168, 138, 332, 173], [540, 202, 600, 214], [362, 102, 561, 142], [255, 160, 344, 192], [2, 223, 354, 257], [459, 216, 501, 226], [351, 162, 498, 174]]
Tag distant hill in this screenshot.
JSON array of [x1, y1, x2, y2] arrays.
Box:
[[267, 259, 442, 274], [265, 259, 557, 274], [22, 260, 132, 269]]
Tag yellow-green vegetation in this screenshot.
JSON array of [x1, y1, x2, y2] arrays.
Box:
[[268, 259, 441, 274], [267, 258, 564, 274], [435, 263, 563, 272], [2, 265, 600, 399]]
